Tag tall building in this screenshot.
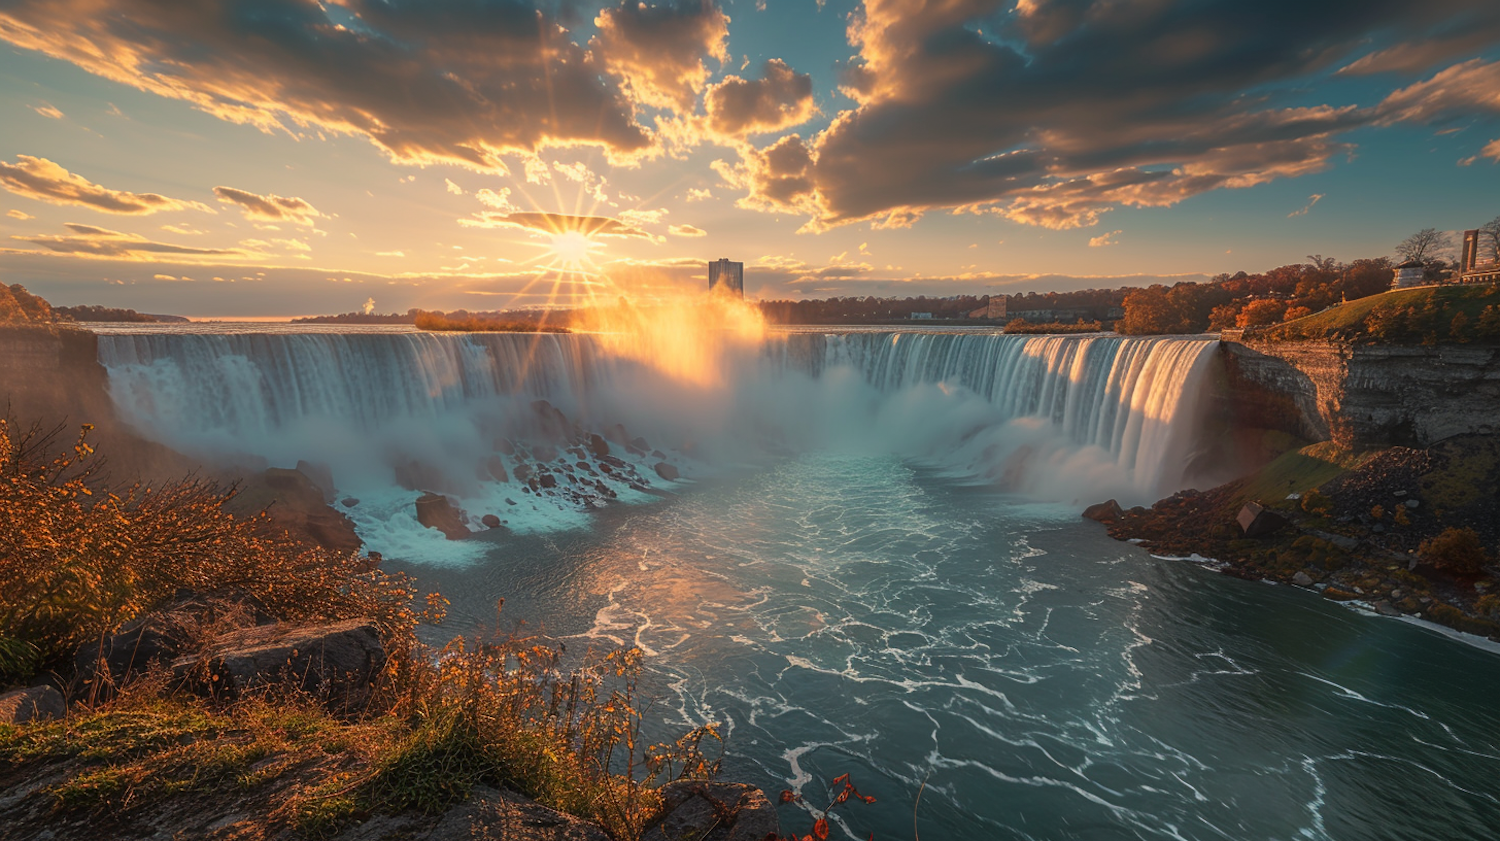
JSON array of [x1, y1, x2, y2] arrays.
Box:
[[708, 258, 744, 297]]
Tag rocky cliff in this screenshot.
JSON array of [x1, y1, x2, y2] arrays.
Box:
[[1220, 338, 1500, 449]]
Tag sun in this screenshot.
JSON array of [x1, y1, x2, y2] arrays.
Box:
[[547, 231, 596, 270]]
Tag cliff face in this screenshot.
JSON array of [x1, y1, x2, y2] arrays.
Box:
[[1221, 338, 1500, 448]]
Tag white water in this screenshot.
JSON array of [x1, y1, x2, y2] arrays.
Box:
[[93, 324, 1217, 561]]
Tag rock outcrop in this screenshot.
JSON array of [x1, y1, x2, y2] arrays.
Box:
[[1221, 339, 1500, 448], [227, 466, 361, 553], [654, 462, 679, 481], [172, 618, 385, 708], [416, 492, 471, 539], [1082, 499, 1124, 522], [0, 686, 65, 724], [642, 781, 779, 841]]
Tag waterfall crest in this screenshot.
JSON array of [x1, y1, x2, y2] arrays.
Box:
[[96, 326, 1216, 552]]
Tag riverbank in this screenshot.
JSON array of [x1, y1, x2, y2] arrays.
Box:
[[1095, 434, 1500, 639]]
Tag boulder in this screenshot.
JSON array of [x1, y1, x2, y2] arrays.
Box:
[[73, 592, 265, 698], [588, 433, 610, 458], [604, 423, 629, 445], [0, 686, 65, 724], [514, 464, 533, 481], [1082, 499, 1124, 522], [231, 468, 361, 553], [295, 460, 336, 503], [654, 462, 680, 481], [481, 514, 501, 529], [496, 437, 517, 456], [415, 493, 471, 540], [341, 497, 360, 508], [172, 618, 385, 707], [539, 474, 558, 489], [1293, 571, 1315, 587], [486, 455, 509, 483], [631, 436, 650, 452], [1236, 502, 1288, 538], [642, 781, 779, 841]]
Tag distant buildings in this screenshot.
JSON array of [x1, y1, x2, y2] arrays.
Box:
[[708, 258, 744, 297], [1391, 259, 1426, 289], [966, 296, 1008, 320], [909, 312, 934, 320], [1460, 229, 1500, 283]]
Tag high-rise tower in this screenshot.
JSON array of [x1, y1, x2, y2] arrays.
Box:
[[707, 258, 744, 297]]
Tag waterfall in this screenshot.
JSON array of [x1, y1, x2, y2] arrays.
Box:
[[95, 326, 1216, 553]]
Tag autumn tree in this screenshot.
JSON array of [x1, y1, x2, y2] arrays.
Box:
[[1236, 299, 1288, 328], [1396, 228, 1448, 263]]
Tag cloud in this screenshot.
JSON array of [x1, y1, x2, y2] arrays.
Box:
[[11, 223, 243, 260], [1374, 59, 1500, 125], [160, 224, 206, 235], [213, 186, 323, 226], [1088, 230, 1123, 247], [590, 0, 730, 113], [719, 0, 1494, 230], [1288, 193, 1325, 217], [152, 273, 194, 282], [376, 250, 405, 257], [669, 224, 707, 237], [7, 209, 34, 220], [445, 179, 464, 195], [0, 0, 655, 172], [704, 59, 818, 136], [460, 211, 652, 239], [685, 188, 713, 201], [30, 103, 63, 119], [0, 155, 210, 215]]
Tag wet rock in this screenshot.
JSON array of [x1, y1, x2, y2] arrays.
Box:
[[533, 443, 558, 462], [496, 437, 517, 456], [481, 514, 501, 529], [1322, 587, 1360, 601], [295, 460, 336, 504], [642, 781, 778, 841], [233, 467, 362, 553], [341, 497, 360, 508], [0, 686, 65, 724], [652, 449, 667, 459], [1236, 502, 1288, 538], [506, 498, 517, 506], [588, 433, 610, 458], [1373, 600, 1402, 617], [539, 474, 558, 489], [1293, 571, 1315, 587], [604, 423, 629, 445], [486, 455, 509, 483], [172, 619, 384, 709], [1405, 499, 1420, 509], [514, 464, 533, 481], [654, 462, 680, 481], [415, 493, 470, 540], [1082, 499, 1124, 523]]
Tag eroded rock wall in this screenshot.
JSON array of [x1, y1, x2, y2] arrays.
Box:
[[1220, 338, 1500, 448]]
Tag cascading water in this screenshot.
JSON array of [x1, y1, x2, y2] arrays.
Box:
[[94, 324, 1216, 559]]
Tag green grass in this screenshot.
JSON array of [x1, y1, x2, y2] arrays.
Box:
[[1234, 441, 1371, 507], [1258, 284, 1500, 343]]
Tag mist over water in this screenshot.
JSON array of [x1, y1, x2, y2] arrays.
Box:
[[89, 321, 1500, 838], [94, 322, 1217, 560]]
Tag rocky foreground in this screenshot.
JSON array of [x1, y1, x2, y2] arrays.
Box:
[[0, 592, 779, 841], [1090, 434, 1500, 638]]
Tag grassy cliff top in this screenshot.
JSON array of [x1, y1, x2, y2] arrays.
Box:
[[1255, 284, 1500, 344]]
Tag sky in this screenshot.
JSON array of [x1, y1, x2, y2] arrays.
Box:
[[1, 0, 1499, 317]]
